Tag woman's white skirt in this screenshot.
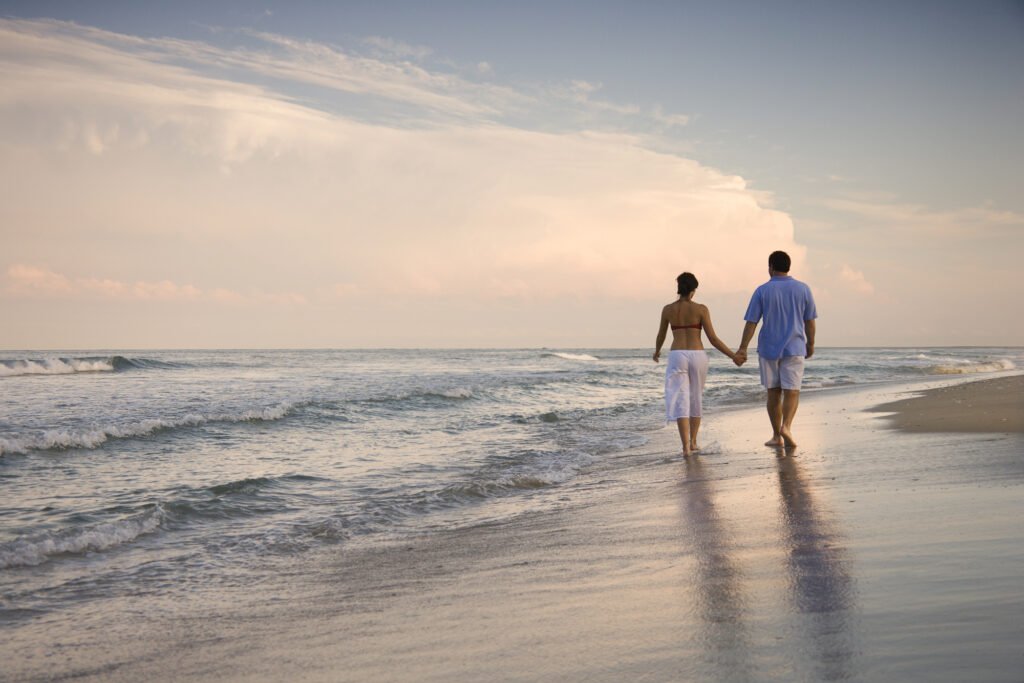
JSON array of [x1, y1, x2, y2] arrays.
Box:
[[665, 350, 709, 420]]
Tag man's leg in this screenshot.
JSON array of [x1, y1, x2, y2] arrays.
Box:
[[777, 357, 805, 448], [689, 417, 701, 451], [765, 388, 784, 446], [780, 389, 800, 447]]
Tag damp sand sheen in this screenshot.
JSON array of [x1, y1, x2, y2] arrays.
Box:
[[1, 348, 1022, 681]]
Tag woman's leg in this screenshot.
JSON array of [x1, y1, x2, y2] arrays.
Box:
[[689, 417, 701, 451], [688, 352, 709, 451], [676, 418, 692, 455]]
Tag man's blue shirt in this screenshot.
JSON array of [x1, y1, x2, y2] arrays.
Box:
[[744, 275, 817, 360]]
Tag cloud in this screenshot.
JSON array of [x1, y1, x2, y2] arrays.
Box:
[[5, 264, 74, 294], [555, 79, 641, 116], [3, 265, 307, 305], [819, 196, 1024, 236], [5, 265, 201, 301], [0, 19, 801, 346], [839, 264, 874, 295], [652, 106, 691, 128], [0, 19, 516, 124], [362, 35, 434, 61]]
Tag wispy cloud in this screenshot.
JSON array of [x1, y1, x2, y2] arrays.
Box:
[[1, 17, 691, 139], [4, 265, 305, 305], [819, 196, 1024, 235], [362, 35, 434, 61], [652, 106, 691, 128]]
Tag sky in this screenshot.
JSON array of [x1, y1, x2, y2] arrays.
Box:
[[1, 1, 1022, 349]]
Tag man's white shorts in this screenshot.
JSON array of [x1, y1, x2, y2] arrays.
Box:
[[759, 355, 805, 390]]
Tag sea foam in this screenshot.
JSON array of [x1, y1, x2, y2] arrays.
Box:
[[0, 403, 297, 456], [0, 355, 178, 377], [0, 357, 116, 377], [930, 358, 1016, 375], [0, 508, 163, 569], [545, 352, 599, 361]]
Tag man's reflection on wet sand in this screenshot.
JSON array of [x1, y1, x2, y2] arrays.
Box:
[[679, 457, 753, 679], [776, 455, 858, 680]]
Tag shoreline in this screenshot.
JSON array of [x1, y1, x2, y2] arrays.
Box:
[[869, 373, 1024, 433], [4, 373, 1024, 682]]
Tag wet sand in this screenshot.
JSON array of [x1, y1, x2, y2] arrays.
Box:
[[5, 374, 1024, 682], [870, 374, 1024, 433]]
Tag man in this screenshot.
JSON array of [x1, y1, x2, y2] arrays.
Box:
[[736, 251, 817, 448]]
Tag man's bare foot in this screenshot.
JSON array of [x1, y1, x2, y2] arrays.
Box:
[[765, 436, 784, 447], [779, 427, 797, 448]]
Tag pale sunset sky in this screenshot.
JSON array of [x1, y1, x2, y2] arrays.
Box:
[[1, 1, 1022, 349]]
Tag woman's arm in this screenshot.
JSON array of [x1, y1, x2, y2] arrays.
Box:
[[653, 306, 670, 362], [700, 307, 737, 361]]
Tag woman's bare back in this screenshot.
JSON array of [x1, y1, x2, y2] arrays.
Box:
[[665, 300, 706, 351]]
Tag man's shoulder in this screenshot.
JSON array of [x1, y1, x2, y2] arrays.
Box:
[[780, 277, 813, 292], [792, 278, 814, 294]]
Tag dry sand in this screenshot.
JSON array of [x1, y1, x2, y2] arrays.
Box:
[[6, 374, 1024, 682], [870, 374, 1024, 433]]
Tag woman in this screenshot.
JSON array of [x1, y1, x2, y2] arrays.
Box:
[[653, 272, 740, 456]]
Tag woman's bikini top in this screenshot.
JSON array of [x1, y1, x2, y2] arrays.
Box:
[[671, 322, 702, 331]]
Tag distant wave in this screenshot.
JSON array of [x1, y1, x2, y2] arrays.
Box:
[[0, 355, 180, 377], [888, 356, 1017, 376], [0, 402, 298, 456], [928, 358, 1016, 375], [543, 352, 599, 361], [363, 385, 476, 404], [0, 508, 163, 569], [424, 386, 474, 399], [203, 473, 327, 498]]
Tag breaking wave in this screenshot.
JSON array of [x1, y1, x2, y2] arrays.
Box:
[[0, 403, 298, 456], [927, 358, 1016, 375], [0, 508, 163, 569], [544, 352, 599, 361], [0, 355, 180, 377]]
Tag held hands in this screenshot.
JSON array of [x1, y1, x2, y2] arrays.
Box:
[[653, 350, 660, 363], [733, 349, 747, 367]]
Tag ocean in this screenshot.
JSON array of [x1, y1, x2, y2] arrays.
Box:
[[1, 347, 1020, 624]]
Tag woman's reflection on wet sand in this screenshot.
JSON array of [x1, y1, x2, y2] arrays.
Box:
[[679, 457, 753, 679], [776, 455, 858, 680]]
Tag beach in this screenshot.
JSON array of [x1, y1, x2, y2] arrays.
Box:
[[5, 368, 1023, 682], [870, 374, 1024, 433]]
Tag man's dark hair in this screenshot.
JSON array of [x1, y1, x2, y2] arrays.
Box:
[[768, 251, 791, 273], [676, 272, 699, 297]]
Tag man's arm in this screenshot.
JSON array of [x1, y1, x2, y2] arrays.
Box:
[[737, 320, 758, 363], [804, 319, 816, 359]]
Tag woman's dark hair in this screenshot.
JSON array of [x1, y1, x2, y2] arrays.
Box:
[[676, 272, 698, 298], [769, 250, 791, 273]]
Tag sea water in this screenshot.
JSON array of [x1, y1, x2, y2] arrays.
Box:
[[1, 347, 1020, 622]]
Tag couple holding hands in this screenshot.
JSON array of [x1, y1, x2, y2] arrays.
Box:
[[653, 251, 817, 456]]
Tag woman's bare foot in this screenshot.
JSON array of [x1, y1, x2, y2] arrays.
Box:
[[779, 427, 797, 448], [682, 448, 693, 457], [765, 436, 784, 447], [689, 443, 700, 453]]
